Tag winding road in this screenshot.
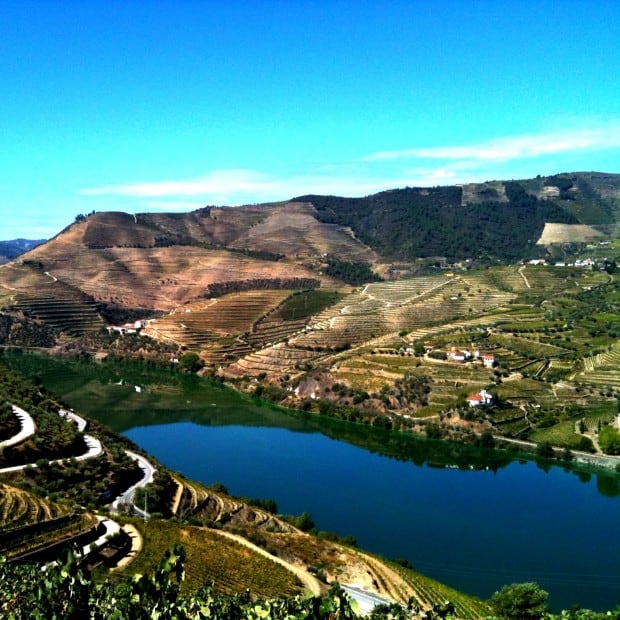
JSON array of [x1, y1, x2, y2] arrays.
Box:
[[0, 405, 36, 448], [0, 404, 154, 562], [110, 450, 156, 518], [1, 403, 156, 511], [0, 407, 102, 473], [341, 585, 393, 615], [1, 404, 403, 610]]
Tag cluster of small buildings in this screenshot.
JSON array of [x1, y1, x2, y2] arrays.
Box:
[[552, 258, 595, 268], [106, 319, 146, 335], [446, 348, 495, 368], [528, 257, 602, 269]]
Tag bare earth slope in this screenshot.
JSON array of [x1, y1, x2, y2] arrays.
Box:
[[536, 223, 604, 244], [2, 204, 366, 314]]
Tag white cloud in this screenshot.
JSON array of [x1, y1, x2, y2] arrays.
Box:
[[362, 122, 620, 162], [78, 120, 620, 212], [80, 169, 419, 207], [80, 169, 277, 199]]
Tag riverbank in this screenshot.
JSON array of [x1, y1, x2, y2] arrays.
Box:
[[2, 349, 618, 610], [215, 370, 620, 476]]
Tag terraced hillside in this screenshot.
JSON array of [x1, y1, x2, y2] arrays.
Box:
[[129, 519, 305, 597], [18, 242, 330, 312], [211, 261, 620, 464], [0, 204, 367, 327], [10, 292, 103, 337], [0, 483, 71, 528], [578, 342, 620, 389], [145, 290, 294, 347], [0, 483, 95, 558], [221, 272, 517, 378], [0, 172, 617, 345]]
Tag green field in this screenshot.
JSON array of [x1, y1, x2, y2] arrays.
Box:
[[276, 289, 343, 321], [127, 519, 303, 597]]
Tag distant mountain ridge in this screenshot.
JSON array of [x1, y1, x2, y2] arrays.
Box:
[[0, 239, 45, 264]]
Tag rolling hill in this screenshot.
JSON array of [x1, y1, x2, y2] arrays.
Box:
[[0, 172, 617, 347]]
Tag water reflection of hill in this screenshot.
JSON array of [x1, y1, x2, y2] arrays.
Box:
[[1, 351, 313, 432], [3, 352, 619, 490]]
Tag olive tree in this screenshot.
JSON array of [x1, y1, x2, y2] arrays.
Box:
[[490, 582, 549, 620]]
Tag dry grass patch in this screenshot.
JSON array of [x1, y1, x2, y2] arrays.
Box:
[[537, 223, 604, 245]]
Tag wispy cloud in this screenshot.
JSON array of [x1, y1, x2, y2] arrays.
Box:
[[79, 169, 417, 206], [362, 122, 620, 162], [80, 169, 277, 199], [79, 120, 620, 211]]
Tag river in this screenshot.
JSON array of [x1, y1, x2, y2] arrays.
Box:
[[2, 352, 619, 612]]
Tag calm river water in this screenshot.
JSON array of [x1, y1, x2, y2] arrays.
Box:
[[3, 353, 619, 611]]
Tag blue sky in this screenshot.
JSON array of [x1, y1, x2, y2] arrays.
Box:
[[1, 0, 619, 239]]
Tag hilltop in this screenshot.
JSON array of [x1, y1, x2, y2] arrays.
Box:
[[0, 171, 618, 317]]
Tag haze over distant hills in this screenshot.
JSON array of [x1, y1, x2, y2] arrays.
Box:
[[0, 239, 45, 265]]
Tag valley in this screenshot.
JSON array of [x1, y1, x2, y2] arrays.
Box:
[[1, 172, 620, 617]]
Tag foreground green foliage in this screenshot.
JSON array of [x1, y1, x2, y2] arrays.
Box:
[[489, 582, 549, 619], [1, 550, 618, 620], [599, 427, 620, 455], [0, 547, 422, 619]]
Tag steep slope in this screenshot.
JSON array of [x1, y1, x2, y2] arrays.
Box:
[[296, 171, 620, 261], [4, 210, 346, 314], [296, 184, 571, 261]]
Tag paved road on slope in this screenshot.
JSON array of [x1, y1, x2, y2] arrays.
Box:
[[341, 584, 393, 615], [0, 405, 36, 448], [0, 404, 148, 564], [110, 450, 156, 518], [0, 407, 102, 473], [59, 408, 87, 432]]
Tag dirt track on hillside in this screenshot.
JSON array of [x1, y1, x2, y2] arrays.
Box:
[[209, 529, 323, 596]]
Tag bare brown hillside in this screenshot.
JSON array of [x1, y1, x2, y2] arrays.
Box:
[[63, 203, 377, 262], [0, 203, 374, 313], [0, 204, 372, 343], [227, 202, 377, 262], [8, 247, 330, 312]]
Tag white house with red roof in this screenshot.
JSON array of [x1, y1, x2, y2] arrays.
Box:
[[481, 354, 495, 368], [466, 389, 494, 407], [447, 348, 471, 362]]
